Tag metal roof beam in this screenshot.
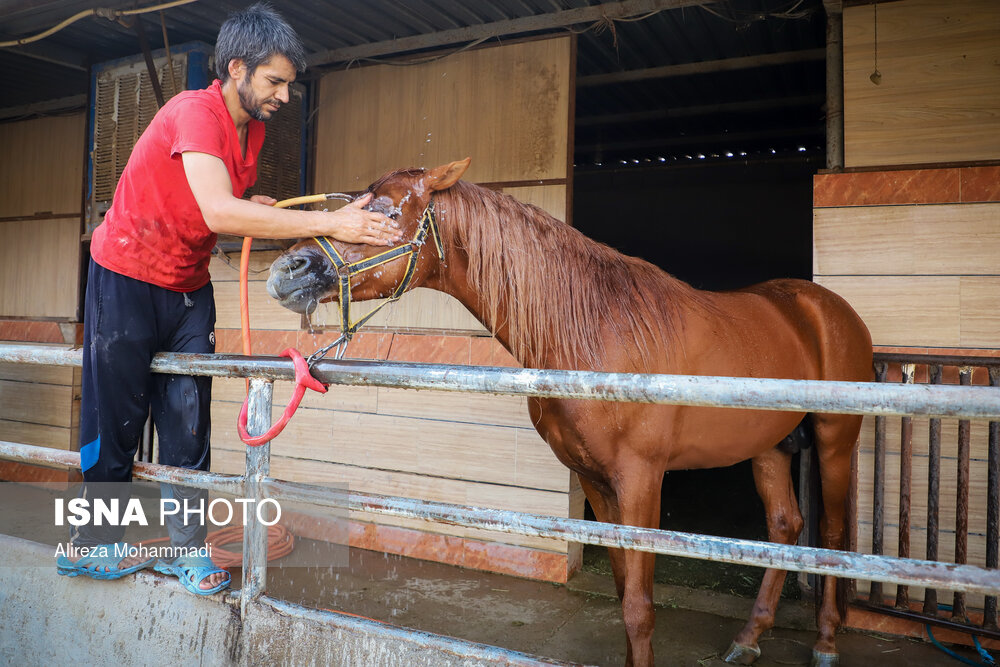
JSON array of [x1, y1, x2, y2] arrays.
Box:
[[0, 39, 88, 70], [576, 125, 823, 154], [306, 0, 714, 67], [576, 94, 825, 127], [577, 48, 826, 87], [0, 93, 86, 120]]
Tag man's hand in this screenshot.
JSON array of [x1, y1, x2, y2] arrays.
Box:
[[250, 194, 278, 206], [323, 193, 402, 246]]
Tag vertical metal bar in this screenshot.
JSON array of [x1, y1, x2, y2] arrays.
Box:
[[923, 364, 943, 617], [241, 378, 272, 619], [986, 366, 1000, 629], [870, 361, 888, 606], [845, 442, 859, 603], [797, 445, 814, 594], [822, 0, 844, 170], [896, 363, 915, 609], [953, 367, 973, 620], [140, 407, 154, 463], [130, 16, 165, 107]]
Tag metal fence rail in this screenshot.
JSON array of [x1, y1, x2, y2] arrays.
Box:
[[2, 438, 999, 597], [2, 343, 999, 623], [3, 344, 1000, 420]]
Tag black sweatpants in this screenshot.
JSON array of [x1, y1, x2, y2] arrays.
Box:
[[71, 260, 215, 550]]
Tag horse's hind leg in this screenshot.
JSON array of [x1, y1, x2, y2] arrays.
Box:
[[726, 446, 803, 665], [809, 412, 863, 667]]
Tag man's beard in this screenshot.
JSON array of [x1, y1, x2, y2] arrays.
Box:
[[238, 78, 279, 122]]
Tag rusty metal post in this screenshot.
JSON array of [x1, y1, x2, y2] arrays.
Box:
[[823, 0, 844, 170], [987, 366, 1000, 629], [845, 441, 859, 603], [896, 363, 915, 609], [870, 361, 888, 605], [953, 367, 973, 620], [241, 378, 273, 619], [923, 364, 943, 617]]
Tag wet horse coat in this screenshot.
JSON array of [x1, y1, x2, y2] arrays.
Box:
[[266, 159, 873, 667]]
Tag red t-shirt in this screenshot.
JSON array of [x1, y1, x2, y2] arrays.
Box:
[[91, 79, 265, 291]]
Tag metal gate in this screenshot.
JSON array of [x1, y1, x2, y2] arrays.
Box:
[[1, 343, 999, 664]]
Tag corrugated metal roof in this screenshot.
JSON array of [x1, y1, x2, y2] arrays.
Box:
[[0, 0, 828, 166]]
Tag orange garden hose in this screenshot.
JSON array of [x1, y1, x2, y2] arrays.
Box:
[[137, 523, 294, 568], [212, 194, 340, 565], [236, 194, 332, 446]]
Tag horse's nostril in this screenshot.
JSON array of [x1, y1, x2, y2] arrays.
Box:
[[280, 255, 308, 277]]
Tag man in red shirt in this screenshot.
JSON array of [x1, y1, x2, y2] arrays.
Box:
[[57, 3, 399, 594]]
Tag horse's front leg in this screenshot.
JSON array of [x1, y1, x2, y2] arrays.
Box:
[[726, 446, 803, 665], [612, 465, 663, 667], [578, 476, 626, 599]]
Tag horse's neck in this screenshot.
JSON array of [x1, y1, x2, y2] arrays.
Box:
[[432, 213, 651, 371], [434, 247, 542, 365]]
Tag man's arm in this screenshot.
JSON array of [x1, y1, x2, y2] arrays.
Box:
[[181, 151, 401, 245]]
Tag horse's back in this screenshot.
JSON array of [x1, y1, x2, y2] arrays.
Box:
[[737, 278, 873, 382], [686, 278, 872, 384]]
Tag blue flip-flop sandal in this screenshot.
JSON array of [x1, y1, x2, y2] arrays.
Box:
[[155, 555, 231, 596], [56, 543, 154, 580]]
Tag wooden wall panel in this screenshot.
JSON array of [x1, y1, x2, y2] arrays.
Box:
[[375, 387, 534, 429], [0, 218, 81, 319], [0, 114, 86, 218], [213, 280, 302, 331], [0, 419, 73, 451], [0, 360, 76, 386], [959, 278, 1000, 347], [814, 203, 1000, 276], [214, 376, 379, 414], [0, 346, 80, 457], [210, 401, 566, 493], [815, 276, 1000, 348], [314, 37, 572, 191], [502, 185, 568, 223], [814, 276, 960, 347], [211, 447, 570, 553], [843, 0, 1000, 167], [0, 380, 76, 428]]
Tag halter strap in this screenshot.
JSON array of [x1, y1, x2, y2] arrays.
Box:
[[311, 198, 442, 344]]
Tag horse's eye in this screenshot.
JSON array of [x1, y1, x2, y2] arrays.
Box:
[[368, 195, 403, 219]]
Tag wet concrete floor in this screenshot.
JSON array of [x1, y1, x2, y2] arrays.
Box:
[[258, 539, 980, 666], [0, 481, 986, 666]]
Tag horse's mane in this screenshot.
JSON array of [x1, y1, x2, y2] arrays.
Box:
[[425, 178, 714, 370]]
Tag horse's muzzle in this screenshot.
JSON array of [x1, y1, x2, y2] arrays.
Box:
[[266, 250, 335, 314]]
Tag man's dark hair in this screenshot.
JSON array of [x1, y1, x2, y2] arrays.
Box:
[[215, 2, 306, 81]]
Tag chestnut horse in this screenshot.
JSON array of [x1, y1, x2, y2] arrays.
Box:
[[266, 159, 873, 667]]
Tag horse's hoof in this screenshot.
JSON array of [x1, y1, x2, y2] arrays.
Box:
[[810, 650, 839, 667], [723, 641, 761, 665]]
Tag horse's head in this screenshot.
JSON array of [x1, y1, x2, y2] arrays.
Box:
[[266, 158, 470, 315]]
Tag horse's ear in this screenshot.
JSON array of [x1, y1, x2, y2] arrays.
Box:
[[425, 158, 471, 192]]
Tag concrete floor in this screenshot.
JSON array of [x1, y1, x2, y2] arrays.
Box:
[[259, 541, 980, 666], [0, 481, 987, 666]]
